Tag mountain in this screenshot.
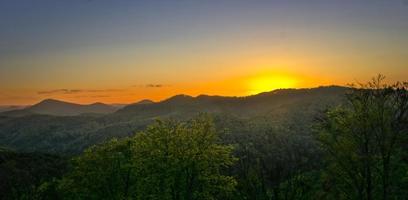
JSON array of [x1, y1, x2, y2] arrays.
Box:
[[0, 86, 349, 154], [1, 99, 118, 117], [0, 105, 27, 113], [135, 99, 155, 105], [110, 104, 129, 109], [115, 86, 347, 120]]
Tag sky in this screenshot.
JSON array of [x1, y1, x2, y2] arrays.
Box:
[[0, 0, 407, 105]]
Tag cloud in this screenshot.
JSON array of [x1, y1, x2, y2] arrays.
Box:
[[145, 84, 165, 88], [133, 84, 170, 88], [86, 89, 124, 92], [37, 89, 82, 95], [90, 95, 111, 98], [37, 89, 124, 95]]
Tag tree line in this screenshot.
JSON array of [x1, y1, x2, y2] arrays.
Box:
[[1, 76, 407, 200]]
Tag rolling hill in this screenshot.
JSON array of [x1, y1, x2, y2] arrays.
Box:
[[0, 105, 27, 113], [0, 86, 349, 154], [0, 99, 119, 117]]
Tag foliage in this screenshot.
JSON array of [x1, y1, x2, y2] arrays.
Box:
[[316, 75, 408, 199], [57, 115, 237, 200], [0, 148, 68, 200], [227, 124, 322, 200]]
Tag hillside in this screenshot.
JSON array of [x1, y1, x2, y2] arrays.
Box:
[[0, 147, 68, 198], [1, 99, 119, 117], [0, 105, 27, 113], [0, 86, 349, 154]]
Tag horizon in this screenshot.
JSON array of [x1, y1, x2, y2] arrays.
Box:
[[0, 84, 347, 106], [1, 1, 407, 105]]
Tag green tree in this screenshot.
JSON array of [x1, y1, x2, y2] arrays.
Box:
[[58, 138, 136, 199], [132, 115, 237, 200], [232, 128, 321, 200], [316, 75, 408, 200], [58, 114, 237, 200]]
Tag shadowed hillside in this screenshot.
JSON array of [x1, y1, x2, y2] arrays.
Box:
[[0, 147, 68, 199], [0, 86, 348, 154], [1, 99, 119, 117]]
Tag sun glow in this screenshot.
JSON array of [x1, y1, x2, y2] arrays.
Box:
[[247, 73, 298, 95]]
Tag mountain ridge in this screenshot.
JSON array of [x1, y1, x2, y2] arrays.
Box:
[[1, 86, 348, 116], [0, 86, 350, 153], [117, 85, 348, 115], [1, 99, 118, 117]]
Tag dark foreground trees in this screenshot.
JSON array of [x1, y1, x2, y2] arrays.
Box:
[[0, 148, 68, 200], [228, 127, 321, 200], [317, 75, 408, 199], [57, 115, 236, 200]]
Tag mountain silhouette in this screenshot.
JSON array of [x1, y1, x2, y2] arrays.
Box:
[[0, 105, 27, 113], [1, 99, 118, 116], [115, 86, 348, 119], [0, 86, 350, 153], [135, 99, 155, 105]]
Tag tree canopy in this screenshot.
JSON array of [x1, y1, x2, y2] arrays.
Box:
[[58, 115, 236, 200]]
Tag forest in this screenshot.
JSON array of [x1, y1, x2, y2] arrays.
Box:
[[1, 76, 407, 200]]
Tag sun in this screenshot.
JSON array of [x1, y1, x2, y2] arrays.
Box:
[[247, 74, 297, 95]]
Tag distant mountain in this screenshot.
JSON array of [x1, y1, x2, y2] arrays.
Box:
[[110, 104, 129, 109], [116, 86, 348, 120], [1, 99, 118, 117], [0, 86, 350, 153], [0, 105, 27, 113], [135, 99, 155, 105]]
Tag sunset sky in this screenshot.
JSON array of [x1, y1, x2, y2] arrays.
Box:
[[1, 0, 407, 105]]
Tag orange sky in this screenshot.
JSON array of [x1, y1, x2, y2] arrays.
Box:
[[1, 1, 407, 105], [0, 69, 381, 105]]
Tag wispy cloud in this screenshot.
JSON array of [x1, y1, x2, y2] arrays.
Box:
[[37, 89, 124, 95], [145, 84, 165, 88], [90, 95, 111, 98], [38, 89, 82, 95], [133, 84, 170, 88]]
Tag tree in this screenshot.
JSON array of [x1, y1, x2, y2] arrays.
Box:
[[58, 138, 136, 199], [58, 114, 237, 200], [232, 128, 321, 200], [0, 148, 68, 200], [316, 75, 408, 200], [132, 114, 237, 200]]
